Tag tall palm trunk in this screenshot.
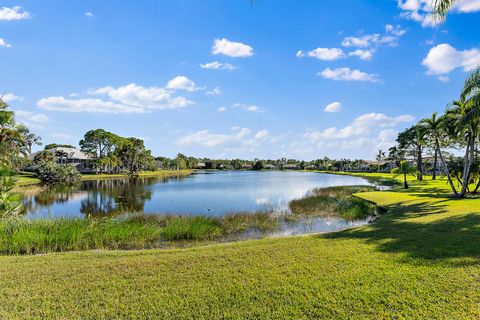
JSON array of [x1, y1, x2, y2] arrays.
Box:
[[460, 134, 474, 197], [435, 136, 457, 195], [432, 149, 438, 180], [416, 145, 423, 181]]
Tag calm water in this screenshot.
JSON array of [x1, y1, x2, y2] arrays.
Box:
[[23, 171, 372, 221]]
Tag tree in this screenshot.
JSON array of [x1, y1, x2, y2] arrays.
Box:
[[397, 125, 427, 181], [80, 129, 119, 173], [392, 160, 417, 189], [375, 149, 386, 172], [19, 127, 42, 156], [117, 138, 154, 174], [420, 112, 458, 194], [0, 99, 26, 166], [175, 156, 187, 170]]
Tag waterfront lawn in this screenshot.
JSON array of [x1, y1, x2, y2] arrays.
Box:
[[1, 175, 480, 318]]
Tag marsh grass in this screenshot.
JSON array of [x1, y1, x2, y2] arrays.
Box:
[[289, 186, 377, 220], [1, 185, 378, 254]]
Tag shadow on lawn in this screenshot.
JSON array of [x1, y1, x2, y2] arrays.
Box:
[[322, 199, 480, 267]]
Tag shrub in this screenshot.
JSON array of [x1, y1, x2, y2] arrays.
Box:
[[35, 162, 81, 185]]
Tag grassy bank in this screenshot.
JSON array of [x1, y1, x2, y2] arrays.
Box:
[[14, 169, 193, 188], [0, 176, 480, 318], [290, 185, 377, 220], [0, 211, 278, 254], [0, 186, 376, 254]]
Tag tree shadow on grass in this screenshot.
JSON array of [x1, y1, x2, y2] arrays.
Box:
[[322, 199, 480, 267]]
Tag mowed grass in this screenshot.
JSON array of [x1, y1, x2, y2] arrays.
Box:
[[1, 174, 480, 318]]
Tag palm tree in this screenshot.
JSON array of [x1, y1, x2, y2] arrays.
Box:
[[19, 127, 42, 157], [392, 160, 417, 189], [432, 0, 458, 20], [421, 112, 458, 194], [445, 98, 478, 197], [0, 99, 26, 166], [376, 149, 386, 173]]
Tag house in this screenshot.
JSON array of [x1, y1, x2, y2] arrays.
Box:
[[32, 147, 92, 173], [283, 164, 299, 170], [241, 164, 253, 170], [264, 164, 277, 170], [197, 162, 206, 169]]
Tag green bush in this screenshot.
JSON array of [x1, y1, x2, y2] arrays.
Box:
[[35, 162, 81, 185]]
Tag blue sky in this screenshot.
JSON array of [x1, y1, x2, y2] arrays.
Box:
[[2, 0, 480, 160]]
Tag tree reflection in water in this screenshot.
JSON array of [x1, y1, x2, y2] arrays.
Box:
[[22, 176, 187, 217], [80, 178, 156, 217]]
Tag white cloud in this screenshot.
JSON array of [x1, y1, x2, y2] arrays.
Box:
[[85, 12, 94, 17], [217, 107, 226, 112], [200, 61, 237, 70], [342, 33, 400, 48], [422, 43, 480, 75], [212, 38, 253, 58], [2, 93, 23, 102], [38, 96, 146, 114], [0, 6, 30, 20], [206, 87, 222, 96], [50, 133, 72, 140], [0, 38, 11, 48], [385, 24, 407, 36], [166, 76, 200, 91], [324, 102, 342, 113], [40, 81, 196, 114], [177, 127, 275, 151], [232, 103, 265, 113], [319, 67, 380, 83], [15, 110, 49, 128], [91, 83, 193, 109], [348, 49, 375, 61], [302, 112, 414, 157], [297, 47, 345, 61], [177, 128, 251, 147]]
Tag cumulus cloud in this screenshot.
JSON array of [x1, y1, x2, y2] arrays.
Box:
[[212, 38, 253, 58], [217, 107, 226, 112], [2, 93, 23, 102], [342, 33, 401, 48], [348, 49, 375, 61], [302, 112, 414, 157], [177, 127, 251, 147], [319, 67, 380, 83], [296, 48, 345, 61], [85, 12, 94, 17], [15, 110, 49, 128], [176, 127, 276, 152], [0, 38, 11, 48], [38, 78, 199, 114], [0, 6, 30, 20], [206, 87, 222, 96], [324, 102, 342, 112], [422, 43, 480, 76], [166, 76, 200, 91], [232, 103, 265, 113], [200, 61, 237, 70]]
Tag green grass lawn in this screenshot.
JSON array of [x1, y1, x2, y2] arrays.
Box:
[[1, 174, 480, 318]]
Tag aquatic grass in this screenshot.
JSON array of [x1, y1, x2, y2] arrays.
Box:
[[289, 186, 377, 220]]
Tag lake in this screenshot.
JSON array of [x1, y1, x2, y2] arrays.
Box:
[[23, 171, 372, 221]]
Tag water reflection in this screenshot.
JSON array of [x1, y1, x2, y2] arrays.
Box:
[[23, 171, 372, 220]]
